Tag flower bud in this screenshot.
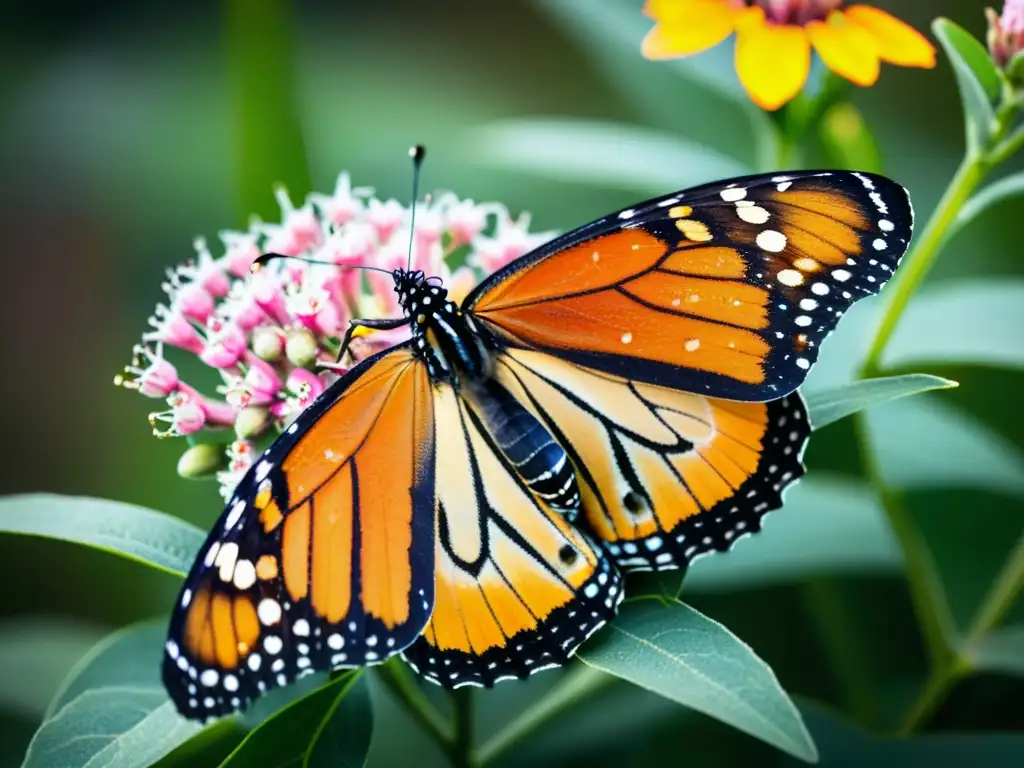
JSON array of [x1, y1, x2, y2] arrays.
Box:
[[286, 327, 320, 369], [176, 443, 228, 479], [234, 405, 272, 439], [988, 2, 1024, 70], [252, 326, 285, 361]]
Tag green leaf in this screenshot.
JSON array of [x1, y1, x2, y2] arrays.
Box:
[[471, 118, 751, 193], [964, 625, 1024, 677], [806, 374, 958, 431], [932, 18, 1000, 151], [794, 702, 1024, 766], [46, 620, 166, 719], [219, 672, 372, 768], [578, 598, 818, 762], [0, 617, 106, 718], [818, 102, 882, 173], [686, 477, 899, 592], [0, 494, 203, 578], [23, 687, 201, 768], [884, 279, 1024, 370], [867, 396, 1024, 498], [953, 170, 1024, 235]]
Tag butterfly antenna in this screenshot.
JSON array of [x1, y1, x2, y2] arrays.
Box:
[[407, 144, 426, 272], [250, 253, 392, 276]]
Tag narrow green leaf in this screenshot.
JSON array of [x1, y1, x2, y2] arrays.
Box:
[[819, 102, 882, 173], [472, 118, 751, 193], [807, 374, 957, 431], [225, 0, 311, 222], [23, 687, 201, 768], [219, 672, 372, 768], [964, 626, 1024, 677], [953, 170, 1024, 235], [867, 396, 1024, 498], [932, 18, 1000, 150], [578, 598, 818, 762], [0, 617, 105, 718], [0, 494, 203, 578], [46, 620, 165, 719], [685, 477, 899, 592], [884, 279, 1024, 370]]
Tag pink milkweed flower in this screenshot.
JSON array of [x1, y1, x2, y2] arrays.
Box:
[[119, 167, 553, 494], [143, 305, 205, 355], [472, 211, 558, 275], [115, 344, 179, 398], [199, 319, 248, 369], [366, 198, 406, 243], [310, 172, 373, 227], [185, 238, 232, 298], [221, 231, 262, 277], [988, 0, 1024, 68], [263, 186, 323, 256]]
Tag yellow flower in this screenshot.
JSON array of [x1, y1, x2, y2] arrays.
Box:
[[642, 0, 936, 110]]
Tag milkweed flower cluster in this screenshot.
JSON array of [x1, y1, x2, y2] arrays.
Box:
[[116, 172, 556, 500], [641, 0, 935, 110]]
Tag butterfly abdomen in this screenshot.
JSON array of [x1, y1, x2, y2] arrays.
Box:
[[469, 379, 580, 521]]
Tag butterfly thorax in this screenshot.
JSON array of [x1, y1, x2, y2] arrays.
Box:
[[393, 268, 492, 382]]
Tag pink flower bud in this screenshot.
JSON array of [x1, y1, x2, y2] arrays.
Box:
[[143, 306, 205, 355], [988, 1, 1024, 68], [150, 391, 206, 437], [446, 199, 488, 246], [114, 344, 180, 398], [311, 172, 369, 226], [241, 354, 283, 405], [221, 232, 262, 277], [175, 282, 215, 323], [367, 198, 405, 243], [199, 320, 247, 369], [287, 367, 326, 403], [189, 238, 232, 298], [249, 270, 292, 326]]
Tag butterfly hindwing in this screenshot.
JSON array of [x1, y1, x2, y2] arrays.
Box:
[[401, 381, 622, 687], [466, 171, 912, 402], [494, 348, 810, 571], [163, 344, 435, 720]]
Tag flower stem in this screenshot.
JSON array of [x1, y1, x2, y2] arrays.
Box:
[[451, 688, 476, 768], [858, 152, 989, 378], [475, 665, 613, 766], [966, 532, 1024, 642]]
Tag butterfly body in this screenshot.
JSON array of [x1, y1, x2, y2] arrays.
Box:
[[164, 170, 913, 720]]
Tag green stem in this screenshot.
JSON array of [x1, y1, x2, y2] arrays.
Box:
[[475, 665, 613, 766], [451, 689, 476, 768], [966, 533, 1024, 641], [898, 661, 967, 735], [858, 152, 988, 377], [854, 415, 957, 671], [374, 662, 452, 751]]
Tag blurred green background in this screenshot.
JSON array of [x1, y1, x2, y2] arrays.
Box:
[[1, 0, 1022, 765]]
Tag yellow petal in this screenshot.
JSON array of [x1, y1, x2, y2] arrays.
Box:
[[844, 5, 936, 68], [641, 1, 738, 60], [807, 15, 880, 87], [734, 7, 811, 111]]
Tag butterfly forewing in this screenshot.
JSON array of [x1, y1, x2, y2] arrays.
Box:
[[466, 171, 912, 402], [163, 345, 435, 720]]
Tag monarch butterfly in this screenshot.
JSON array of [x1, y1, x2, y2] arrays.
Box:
[[162, 154, 912, 720]]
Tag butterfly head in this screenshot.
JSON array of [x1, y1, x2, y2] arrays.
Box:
[[393, 269, 450, 326]]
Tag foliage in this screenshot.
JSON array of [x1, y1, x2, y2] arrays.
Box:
[[2, 1, 1024, 767]]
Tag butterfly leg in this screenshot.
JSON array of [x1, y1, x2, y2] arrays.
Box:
[[334, 316, 410, 363]]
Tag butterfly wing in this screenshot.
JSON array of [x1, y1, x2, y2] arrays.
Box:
[[401, 381, 622, 687], [163, 344, 435, 720], [465, 171, 912, 401], [494, 348, 809, 571]]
